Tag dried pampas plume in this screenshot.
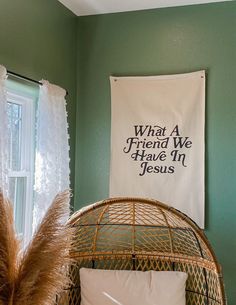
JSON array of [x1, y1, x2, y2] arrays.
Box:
[[0, 190, 74, 305]]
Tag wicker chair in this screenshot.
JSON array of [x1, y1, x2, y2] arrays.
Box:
[[58, 197, 226, 305]]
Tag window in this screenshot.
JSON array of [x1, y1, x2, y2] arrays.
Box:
[[6, 89, 35, 246]]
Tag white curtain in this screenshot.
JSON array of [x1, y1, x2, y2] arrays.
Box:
[[33, 80, 70, 230], [0, 65, 8, 194]]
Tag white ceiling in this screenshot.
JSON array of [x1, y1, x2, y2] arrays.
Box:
[[58, 0, 231, 16]]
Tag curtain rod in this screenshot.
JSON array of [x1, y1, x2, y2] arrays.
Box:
[[7, 70, 69, 96]]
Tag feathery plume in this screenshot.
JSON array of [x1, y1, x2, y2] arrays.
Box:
[[0, 189, 74, 305], [0, 191, 20, 305]]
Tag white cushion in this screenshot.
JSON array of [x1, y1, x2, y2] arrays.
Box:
[[80, 268, 187, 305]]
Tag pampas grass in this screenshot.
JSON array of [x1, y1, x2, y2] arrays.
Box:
[[0, 190, 74, 305], [0, 192, 20, 305]]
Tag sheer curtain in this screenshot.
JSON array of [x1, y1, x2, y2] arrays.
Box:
[[33, 80, 70, 230], [0, 65, 8, 194]]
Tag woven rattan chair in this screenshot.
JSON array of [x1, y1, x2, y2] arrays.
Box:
[[58, 197, 226, 305]]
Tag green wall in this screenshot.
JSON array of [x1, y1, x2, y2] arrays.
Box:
[[75, 2, 236, 304], [0, 0, 77, 191], [0, 0, 235, 303]]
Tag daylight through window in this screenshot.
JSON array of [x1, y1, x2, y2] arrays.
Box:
[[7, 90, 35, 245]]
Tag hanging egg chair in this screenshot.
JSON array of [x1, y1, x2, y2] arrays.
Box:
[[58, 197, 226, 305]]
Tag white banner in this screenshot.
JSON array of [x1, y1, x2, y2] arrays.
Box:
[[110, 71, 205, 228]]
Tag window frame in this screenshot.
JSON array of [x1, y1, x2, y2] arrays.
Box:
[[7, 90, 35, 246]]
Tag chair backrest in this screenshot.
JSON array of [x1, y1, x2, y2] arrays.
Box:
[[58, 197, 226, 305]]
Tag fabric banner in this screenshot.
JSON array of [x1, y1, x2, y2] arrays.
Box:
[[110, 71, 205, 228]]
